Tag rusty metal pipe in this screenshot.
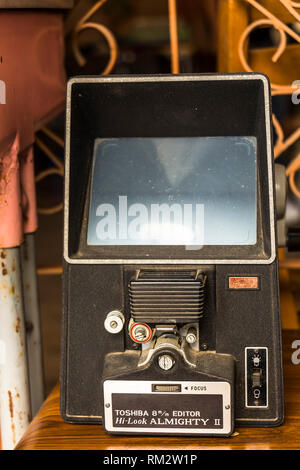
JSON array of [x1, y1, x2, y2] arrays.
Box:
[[0, 247, 31, 449]]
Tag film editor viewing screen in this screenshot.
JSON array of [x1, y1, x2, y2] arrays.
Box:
[[87, 137, 257, 246]]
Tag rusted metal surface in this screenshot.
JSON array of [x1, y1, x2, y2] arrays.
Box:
[[0, 10, 67, 235], [0, 11, 66, 153], [0, 247, 31, 449], [0, 9, 69, 447], [0, 134, 23, 248], [21, 234, 45, 416]]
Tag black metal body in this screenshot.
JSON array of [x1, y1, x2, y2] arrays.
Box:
[[61, 74, 284, 431]]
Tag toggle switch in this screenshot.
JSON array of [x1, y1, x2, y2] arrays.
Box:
[[245, 347, 268, 408], [252, 369, 262, 388]]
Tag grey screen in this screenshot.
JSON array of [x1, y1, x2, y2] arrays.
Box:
[[87, 137, 257, 246]]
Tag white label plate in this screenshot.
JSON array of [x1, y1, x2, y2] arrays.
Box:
[[103, 380, 232, 435]]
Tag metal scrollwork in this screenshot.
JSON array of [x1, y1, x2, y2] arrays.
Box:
[[239, 0, 300, 198]]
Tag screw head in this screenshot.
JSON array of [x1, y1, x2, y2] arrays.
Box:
[[158, 354, 175, 371], [186, 328, 197, 344]]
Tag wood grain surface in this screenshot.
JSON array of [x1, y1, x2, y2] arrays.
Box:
[[16, 329, 300, 450]]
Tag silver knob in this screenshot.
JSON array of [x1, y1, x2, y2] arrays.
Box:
[[158, 354, 175, 371], [104, 310, 125, 334], [134, 327, 148, 342], [130, 322, 152, 343]]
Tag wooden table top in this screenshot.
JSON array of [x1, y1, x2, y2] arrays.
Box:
[[16, 329, 300, 450]]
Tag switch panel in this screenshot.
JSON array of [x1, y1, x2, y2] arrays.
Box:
[[245, 347, 268, 408]]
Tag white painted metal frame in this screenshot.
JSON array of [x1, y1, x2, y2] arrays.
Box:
[[0, 248, 31, 449]]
